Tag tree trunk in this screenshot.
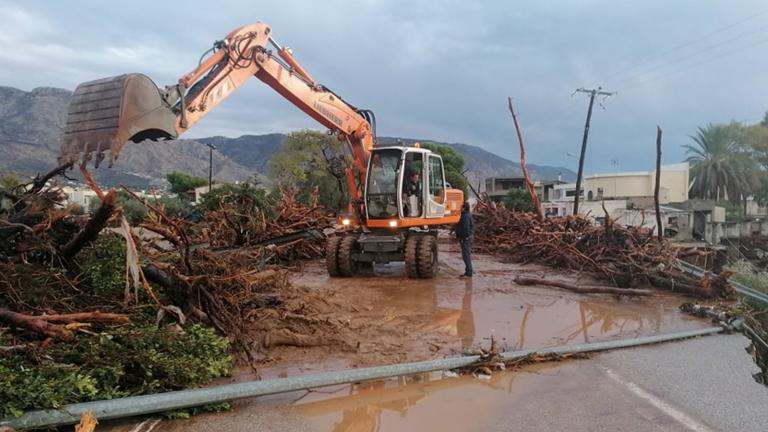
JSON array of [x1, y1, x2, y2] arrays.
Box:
[[654, 126, 663, 241], [507, 97, 544, 221], [513, 276, 653, 296]]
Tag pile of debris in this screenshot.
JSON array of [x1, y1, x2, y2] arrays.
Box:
[[115, 183, 343, 359], [473, 198, 733, 298], [0, 165, 346, 417], [197, 186, 332, 262]]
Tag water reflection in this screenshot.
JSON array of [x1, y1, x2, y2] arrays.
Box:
[[297, 366, 529, 432]]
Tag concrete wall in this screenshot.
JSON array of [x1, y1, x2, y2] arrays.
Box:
[[578, 200, 628, 221], [712, 206, 726, 223], [583, 165, 688, 204], [621, 209, 693, 240], [746, 200, 768, 217], [706, 220, 768, 244], [586, 175, 650, 201], [653, 168, 689, 203]]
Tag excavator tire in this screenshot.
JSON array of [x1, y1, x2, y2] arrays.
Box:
[[325, 235, 342, 277], [404, 235, 421, 278], [417, 235, 438, 279], [338, 236, 358, 277]]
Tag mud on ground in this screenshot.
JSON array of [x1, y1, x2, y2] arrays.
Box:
[[244, 242, 709, 379]]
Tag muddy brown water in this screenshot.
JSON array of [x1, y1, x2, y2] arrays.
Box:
[[104, 244, 711, 432], [259, 244, 707, 374]]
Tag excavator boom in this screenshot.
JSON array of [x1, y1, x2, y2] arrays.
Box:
[[60, 22, 464, 279], [60, 23, 374, 202]]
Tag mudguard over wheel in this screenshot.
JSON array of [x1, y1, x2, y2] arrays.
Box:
[[325, 235, 342, 277], [404, 235, 421, 278], [417, 235, 438, 278], [338, 236, 358, 277]]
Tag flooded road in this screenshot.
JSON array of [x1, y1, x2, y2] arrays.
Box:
[[277, 243, 707, 372], [103, 244, 741, 432]]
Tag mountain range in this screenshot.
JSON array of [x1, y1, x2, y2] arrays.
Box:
[[0, 85, 575, 189]]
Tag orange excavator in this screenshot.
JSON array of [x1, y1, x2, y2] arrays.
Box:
[[58, 23, 463, 278]]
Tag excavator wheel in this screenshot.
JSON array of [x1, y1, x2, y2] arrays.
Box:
[[417, 235, 438, 279], [325, 235, 342, 277], [337, 236, 358, 277], [404, 235, 421, 278]]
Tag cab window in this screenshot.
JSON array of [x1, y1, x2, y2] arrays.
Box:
[[428, 155, 445, 203]]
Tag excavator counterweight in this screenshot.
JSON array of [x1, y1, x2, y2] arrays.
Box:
[[59, 74, 177, 167]]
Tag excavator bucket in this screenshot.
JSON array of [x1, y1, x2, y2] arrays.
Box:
[[58, 74, 178, 167]]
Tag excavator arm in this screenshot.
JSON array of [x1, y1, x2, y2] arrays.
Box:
[[59, 23, 375, 203]]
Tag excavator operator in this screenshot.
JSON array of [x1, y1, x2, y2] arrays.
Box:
[[403, 170, 421, 217]]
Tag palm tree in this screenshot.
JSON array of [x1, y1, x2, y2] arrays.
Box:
[[684, 123, 759, 204]]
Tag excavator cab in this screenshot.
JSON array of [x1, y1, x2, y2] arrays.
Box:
[[327, 145, 462, 278], [364, 146, 456, 225], [58, 74, 178, 167]]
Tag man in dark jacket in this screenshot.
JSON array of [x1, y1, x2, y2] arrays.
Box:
[[455, 202, 474, 278]]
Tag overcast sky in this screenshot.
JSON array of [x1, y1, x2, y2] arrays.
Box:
[[2, 0, 767, 174]]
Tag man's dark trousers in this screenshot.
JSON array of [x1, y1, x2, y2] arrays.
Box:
[[460, 236, 473, 276]]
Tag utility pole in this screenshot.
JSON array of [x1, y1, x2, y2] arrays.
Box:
[[572, 87, 615, 215], [654, 126, 663, 241], [205, 143, 217, 192]]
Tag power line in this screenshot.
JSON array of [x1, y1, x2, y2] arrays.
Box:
[[620, 35, 768, 94], [598, 6, 768, 86], [610, 22, 768, 88], [520, 6, 768, 149]]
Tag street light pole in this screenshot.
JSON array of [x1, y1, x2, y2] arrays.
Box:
[[205, 143, 216, 192]]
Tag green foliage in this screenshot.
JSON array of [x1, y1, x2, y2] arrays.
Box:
[[87, 191, 191, 223], [81, 234, 126, 296], [87, 190, 147, 223], [166, 171, 208, 197], [0, 172, 22, 191], [743, 123, 768, 204], [163, 402, 233, 420], [159, 196, 193, 219], [684, 123, 760, 204], [730, 259, 768, 295], [0, 324, 232, 418], [268, 130, 346, 210], [118, 192, 149, 223], [199, 183, 269, 212], [421, 142, 468, 194], [502, 188, 534, 212]]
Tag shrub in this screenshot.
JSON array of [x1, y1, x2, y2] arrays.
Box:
[[0, 324, 232, 418], [81, 234, 126, 296]]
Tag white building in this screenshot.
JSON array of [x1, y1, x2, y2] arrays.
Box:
[[60, 185, 98, 209]]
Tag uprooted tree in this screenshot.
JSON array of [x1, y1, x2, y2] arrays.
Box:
[[0, 163, 346, 418]]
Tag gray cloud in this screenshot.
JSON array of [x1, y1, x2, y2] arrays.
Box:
[[1, 0, 766, 173]]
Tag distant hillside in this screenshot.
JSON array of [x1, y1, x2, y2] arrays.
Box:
[[0, 86, 256, 188], [0, 84, 575, 189], [197, 134, 283, 174]]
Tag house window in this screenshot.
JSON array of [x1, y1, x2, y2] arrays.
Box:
[[597, 187, 604, 199], [587, 190, 594, 201]]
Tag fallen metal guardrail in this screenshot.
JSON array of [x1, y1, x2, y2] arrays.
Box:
[[1, 326, 725, 430], [677, 260, 768, 305]]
